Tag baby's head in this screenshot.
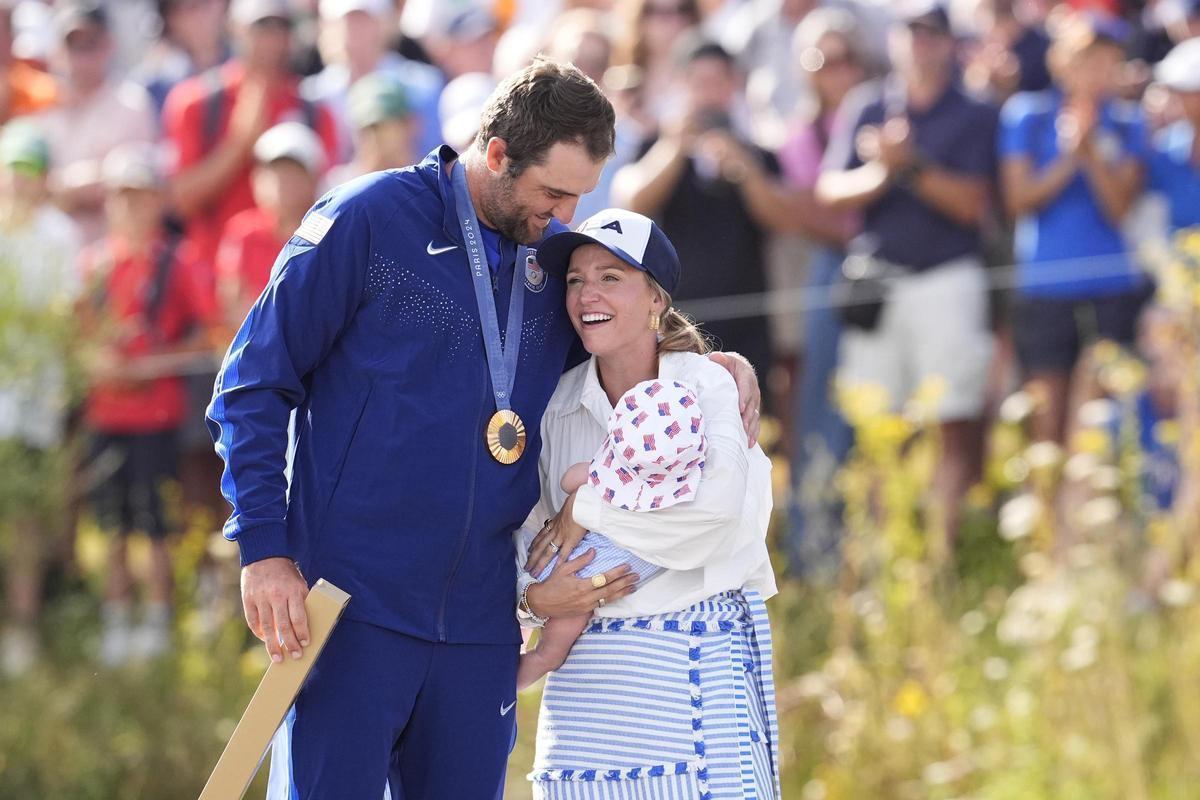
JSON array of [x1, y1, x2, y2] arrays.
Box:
[[589, 379, 706, 511]]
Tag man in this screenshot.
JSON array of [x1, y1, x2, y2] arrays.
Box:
[[208, 58, 760, 798], [1149, 38, 1200, 231], [0, 122, 81, 676], [0, 0, 57, 125], [80, 143, 219, 665], [39, 1, 156, 244], [217, 122, 325, 327], [614, 39, 796, 383], [324, 72, 417, 187], [163, 0, 338, 269], [300, 0, 443, 166], [816, 1, 997, 541]]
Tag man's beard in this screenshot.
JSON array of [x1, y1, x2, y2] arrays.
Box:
[[479, 173, 548, 244]]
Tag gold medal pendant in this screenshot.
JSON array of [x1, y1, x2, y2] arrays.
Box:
[[486, 409, 526, 464]]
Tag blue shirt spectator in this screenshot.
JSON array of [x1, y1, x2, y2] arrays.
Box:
[[999, 89, 1149, 298], [1149, 121, 1200, 232], [823, 78, 998, 270]]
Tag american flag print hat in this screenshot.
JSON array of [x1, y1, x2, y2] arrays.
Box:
[[587, 379, 707, 512]]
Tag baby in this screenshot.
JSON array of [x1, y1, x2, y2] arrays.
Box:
[[517, 379, 707, 689]]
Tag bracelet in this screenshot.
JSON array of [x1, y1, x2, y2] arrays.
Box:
[[518, 580, 549, 627]]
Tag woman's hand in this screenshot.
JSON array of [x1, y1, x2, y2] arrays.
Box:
[[525, 492, 587, 577], [525, 549, 639, 618]]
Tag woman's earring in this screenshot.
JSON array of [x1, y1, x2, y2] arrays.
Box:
[[648, 311, 661, 332]]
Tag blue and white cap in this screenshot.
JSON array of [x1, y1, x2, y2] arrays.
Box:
[[536, 209, 682, 296]]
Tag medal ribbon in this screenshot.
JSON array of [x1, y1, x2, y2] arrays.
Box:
[[451, 163, 526, 412]]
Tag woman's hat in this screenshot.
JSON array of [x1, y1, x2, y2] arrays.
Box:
[[537, 208, 682, 296], [588, 379, 706, 512]]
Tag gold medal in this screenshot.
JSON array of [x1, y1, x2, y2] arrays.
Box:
[[486, 409, 526, 464]]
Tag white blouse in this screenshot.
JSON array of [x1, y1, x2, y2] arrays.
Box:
[[514, 351, 777, 618]]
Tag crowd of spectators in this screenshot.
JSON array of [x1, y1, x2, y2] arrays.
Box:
[[1, 0, 1199, 674]]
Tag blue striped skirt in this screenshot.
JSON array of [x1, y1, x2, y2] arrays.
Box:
[[528, 590, 779, 800]]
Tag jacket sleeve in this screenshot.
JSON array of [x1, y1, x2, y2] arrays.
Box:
[[206, 192, 371, 566], [570, 359, 751, 571]]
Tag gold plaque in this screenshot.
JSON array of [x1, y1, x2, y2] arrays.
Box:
[[486, 409, 526, 464]]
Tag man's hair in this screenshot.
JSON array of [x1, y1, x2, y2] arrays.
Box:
[[475, 56, 616, 176]]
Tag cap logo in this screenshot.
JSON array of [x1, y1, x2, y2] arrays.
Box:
[[599, 219, 623, 234]]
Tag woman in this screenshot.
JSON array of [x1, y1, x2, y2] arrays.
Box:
[[779, 7, 867, 578], [999, 12, 1150, 444], [515, 208, 779, 799]]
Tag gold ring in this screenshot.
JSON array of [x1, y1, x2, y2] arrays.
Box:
[[590, 574, 608, 589], [549, 541, 561, 553]]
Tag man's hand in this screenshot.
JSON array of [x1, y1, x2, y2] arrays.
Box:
[[708, 351, 761, 447], [877, 117, 916, 172], [525, 550, 638, 618], [241, 557, 310, 663]]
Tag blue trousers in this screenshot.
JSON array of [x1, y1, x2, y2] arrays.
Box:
[[267, 618, 519, 799], [787, 247, 853, 579]]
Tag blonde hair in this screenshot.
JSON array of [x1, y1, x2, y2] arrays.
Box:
[[648, 277, 711, 355]]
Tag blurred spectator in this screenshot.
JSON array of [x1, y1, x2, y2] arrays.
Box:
[[783, 7, 867, 577], [0, 121, 81, 676], [217, 121, 324, 326], [420, 2, 501, 79], [614, 39, 795, 382], [544, 9, 612, 85], [326, 71, 415, 185], [301, 0, 443, 166], [613, 0, 701, 124], [438, 70, 495, 152], [78, 143, 218, 667], [131, 0, 233, 117], [1124, 304, 1183, 514], [999, 13, 1149, 445], [39, 1, 157, 245], [1148, 38, 1200, 230], [728, 0, 818, 146], [163, 0, 338, 270], [1163, 0, 1200, 44], [545, 9, 639, 222], [962, 0, 1052, 105], [0, 0, 56, 124], [816, 1, 998, 541]]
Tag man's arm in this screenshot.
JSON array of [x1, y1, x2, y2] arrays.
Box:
[[612, 135, 691, 217], [166, 78, 270, 219], [207, 191, 370, 661]]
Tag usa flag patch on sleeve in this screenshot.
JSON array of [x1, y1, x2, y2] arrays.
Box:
[[294, 212, 335, 244]]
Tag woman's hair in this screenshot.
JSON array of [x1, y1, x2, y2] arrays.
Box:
[[613, 0, 702, 68], [647, 277, 711, 355]]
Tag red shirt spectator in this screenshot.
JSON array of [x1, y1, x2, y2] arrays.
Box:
[[81, 237, 218, 433], [216, 205, 283, 310], [162, 61, 337, 270]]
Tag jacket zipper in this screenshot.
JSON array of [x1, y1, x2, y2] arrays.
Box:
[[435, 271, 503, 641]]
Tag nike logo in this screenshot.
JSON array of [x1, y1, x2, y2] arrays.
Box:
[[500, 700, 516, 716], [427, 241, 458, 255]]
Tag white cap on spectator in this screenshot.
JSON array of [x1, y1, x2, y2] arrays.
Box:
[[254, 122, 326, 174], [401, 0, 495, 41], [102, 143, 165, 191], [231, 0, 293, 27], [1156, 38, 1200, 92], [319, 0, 389, 20], [439, 72, 496, 153]]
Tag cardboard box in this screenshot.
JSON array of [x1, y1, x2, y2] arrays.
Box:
[[198, 579, 350, 800]]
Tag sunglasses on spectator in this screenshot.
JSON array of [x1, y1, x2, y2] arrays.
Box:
[[645, 3, 691, 19], [251, 16, 293, 32], [65, 32, 106, 53]]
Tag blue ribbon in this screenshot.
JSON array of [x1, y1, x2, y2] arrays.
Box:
[[451, 163, 526, 412]]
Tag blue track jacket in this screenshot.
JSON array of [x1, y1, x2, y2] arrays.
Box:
[[207, 147, 579, 645]]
